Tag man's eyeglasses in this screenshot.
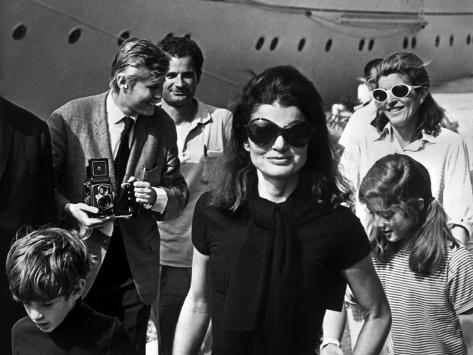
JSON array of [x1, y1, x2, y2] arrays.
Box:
[[246, 118, 314, 147], [372, 84, 423, 103]]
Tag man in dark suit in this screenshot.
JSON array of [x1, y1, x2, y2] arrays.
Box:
[[48, 38, 188, 354], [0, 96, 56, 353]]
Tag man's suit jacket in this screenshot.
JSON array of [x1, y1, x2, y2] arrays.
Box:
[[0, 97, 56, 240], [48, 91, 188, 304], [0, 97, 56, 354]]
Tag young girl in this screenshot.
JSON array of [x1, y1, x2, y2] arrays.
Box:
[[358, 154, 473, 354]]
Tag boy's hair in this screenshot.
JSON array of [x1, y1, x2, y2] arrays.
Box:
[[6, 227, 90, 302], [359, 154, 458, 275]]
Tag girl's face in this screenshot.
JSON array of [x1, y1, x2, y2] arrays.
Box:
[[376, 73, 425, 132], [365, 197, 418, 243], [244, 103, 308, 182]]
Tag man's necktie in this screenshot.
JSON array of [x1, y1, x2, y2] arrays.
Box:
[[114, 116, 133, 186]]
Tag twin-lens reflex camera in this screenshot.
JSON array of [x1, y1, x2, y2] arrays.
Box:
[[84, 159, 138, 218]]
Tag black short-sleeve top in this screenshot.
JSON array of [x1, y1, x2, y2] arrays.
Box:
[[192, 192, 370, 355]]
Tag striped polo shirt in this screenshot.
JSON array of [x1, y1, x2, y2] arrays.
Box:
[[373, 245, 473, 354]]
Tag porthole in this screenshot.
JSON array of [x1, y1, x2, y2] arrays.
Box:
[[117, 30, 130, 46], [368, 39, 374, 51], [325, 39, 332, 52], [68, 28, 82, 44], [184, 33, 191, 39], [269, 37, 279, 51], [255, 37, 264, 50], [450, 35, 454, 46], [12, 23, 27, 40], [435, 35, 440, 47], [411, 37, 417, 49], [467, 34, 471, 45], [298, 38, 306, 52], [403, 37, 409, 49], [358, 39, 365, 51]]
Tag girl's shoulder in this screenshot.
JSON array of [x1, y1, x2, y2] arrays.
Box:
[[447, 245, 473, 269]]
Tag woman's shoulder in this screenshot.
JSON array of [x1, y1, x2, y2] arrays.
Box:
[[196, 191, 212, 208], [195, 191, 245, 222], [315, 204, 366, 237], [331, 204, 362, 224], [435, 127, 465, 145]]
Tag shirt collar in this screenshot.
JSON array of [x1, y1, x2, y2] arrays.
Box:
[[106, 92, 138, 124], [193, 99, 213, 125], [157, 98, 212, 127], [372, 122, 437, 149]]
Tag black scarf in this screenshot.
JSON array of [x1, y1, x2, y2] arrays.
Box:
[[224, 180, 331, 354]]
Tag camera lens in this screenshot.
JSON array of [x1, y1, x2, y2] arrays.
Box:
[[97, 195, 113, 210], [98, 185, 109, 195]]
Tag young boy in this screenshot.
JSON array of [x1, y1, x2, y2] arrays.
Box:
[[6, 227, 137, 355]]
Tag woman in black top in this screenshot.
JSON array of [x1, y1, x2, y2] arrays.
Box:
[[173, 66, 391, 355]]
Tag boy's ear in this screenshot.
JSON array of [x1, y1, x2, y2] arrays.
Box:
[[71, 279, 86, 301]]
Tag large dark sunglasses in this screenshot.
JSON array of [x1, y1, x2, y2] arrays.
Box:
[[246, 118, 314, 147], [372, 83, 423, 103]]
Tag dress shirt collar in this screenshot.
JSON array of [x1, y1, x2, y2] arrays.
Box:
[[106, 91, 138, 124], [372, 121, 437, 151]]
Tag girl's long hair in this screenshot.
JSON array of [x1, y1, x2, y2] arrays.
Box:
[[209, 65, 350, 212], [359, 154, 458, 275]]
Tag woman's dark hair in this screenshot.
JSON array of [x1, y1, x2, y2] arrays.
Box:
[[372, 52, 446, 136], [359, 154, 457, 275], [210, 65, 349, 211]]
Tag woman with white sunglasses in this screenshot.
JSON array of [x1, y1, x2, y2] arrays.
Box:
[[341, 51, 473, 247], [325, 51, 473, 353]]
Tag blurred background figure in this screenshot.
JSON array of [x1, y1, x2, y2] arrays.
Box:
[[356, 58, 383, 108], [338, 58, 382, 151]]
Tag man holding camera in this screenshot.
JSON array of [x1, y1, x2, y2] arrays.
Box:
[[48, 38, 188, 355]]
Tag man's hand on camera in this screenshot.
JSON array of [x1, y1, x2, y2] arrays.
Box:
[[65, 202, 114, 228], [132, 178, 157, 206], [320, 343, 344, 355]]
